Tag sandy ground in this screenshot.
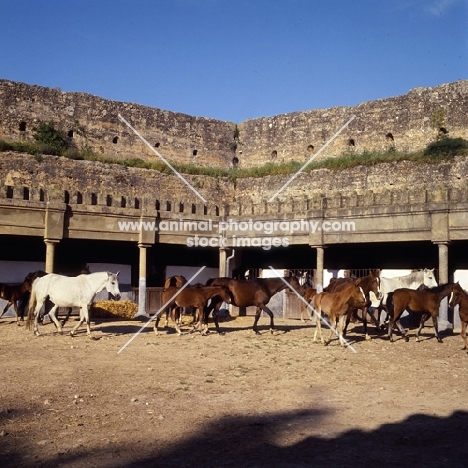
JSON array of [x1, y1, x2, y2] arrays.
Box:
[[1, 313, 467, 468]]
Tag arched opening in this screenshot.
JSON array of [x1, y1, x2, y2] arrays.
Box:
[[191, 203, 196, 214], [19, 121, 27, 132], [76, 192, 83, 204], [121, 197, 126, 208], [6, 187, 13, 199], [68, 130, 74, 138], [91, 193, 97, 205], [271, 150, 277, 159], [307, 144, 315, 152], [179, 202, 184, 213], [106, 195, 112, 207], [134, 198, 140, 210], [232, 156, 239, 168], [112, 136, 118, 144], [348, 138, 355, 147], [192, 149, 198, 156], [386, 133, 394, 142], [39, 188, 45, 202], [64, 190, 70, 204], [23, 187, 30, 201], [155, 142, 160, 148]]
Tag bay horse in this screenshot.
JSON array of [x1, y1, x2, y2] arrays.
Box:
[[326, 270, 382, 340], [163, 275, 188, 326], [0, 279, 33, 325], [386, 283, 454, 343], [154, 285, 232, 336], [312, 280, 367, 347], [448, 282, 468, 350], [372, 268, 438, 324], [27, 271, 121, 338], [205, 276, 305, 335]]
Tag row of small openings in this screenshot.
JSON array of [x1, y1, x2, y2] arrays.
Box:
[[63, 191, 140, 209], [155, 200, 218, 216], [19, 121, 76, 139], [270, 133, 401, 157], [5, 186, 45, 201]]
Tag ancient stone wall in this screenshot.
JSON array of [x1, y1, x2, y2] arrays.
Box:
[[1, 80, 468, 171], [236, 81, 468, 167], [2, 152, 467, 213], [0, 80, 237, 169]]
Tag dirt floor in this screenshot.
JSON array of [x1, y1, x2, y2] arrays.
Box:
[[1, 313, 467, 468]]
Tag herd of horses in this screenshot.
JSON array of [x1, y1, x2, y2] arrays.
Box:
[[1, 267, 468, 350]]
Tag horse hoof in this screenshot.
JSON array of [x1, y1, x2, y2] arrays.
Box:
[[437, 338, 443, 343], [404, 336, 410, 342]]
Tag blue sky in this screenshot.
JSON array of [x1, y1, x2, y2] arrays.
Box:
[[1, 0, 467, 123]]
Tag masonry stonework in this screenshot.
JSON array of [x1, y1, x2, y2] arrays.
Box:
[[1, 79, 467, 169]]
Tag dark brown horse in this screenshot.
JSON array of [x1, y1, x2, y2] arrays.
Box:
[[0, 279, 33, 324], [386, 283, 454, 343], [448, 282, 468, 350], [312, 280, 367, 346], [154, 285, 232, 336], [325, 270, 382, 340], [206, 275, 305, 334]]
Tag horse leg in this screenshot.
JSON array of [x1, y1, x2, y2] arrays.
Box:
[[0, 301, 13, 320], [153, 308, 166, 335], [253, 305, 274, 334], [431, 313, 443, 343], [172, 307, 183, 336], [32, 300, 45, 336], [61, 307, 72, 327], [313, 307, 324, 344], [69, 305, 89, 337], [342, 311, 352, 337], [338, 314, 348, 347], [325, 316, 338, 346], [47, 304, 63, 334], [415, 313, 430, 342], [460, 321, 468, 350]]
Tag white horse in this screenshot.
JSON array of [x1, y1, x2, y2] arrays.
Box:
[[27, 271, 120, 338], [369, 268, 438, 325]]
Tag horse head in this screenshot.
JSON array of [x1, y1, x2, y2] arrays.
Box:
[[218, 285, 232, 304], [288, 275, 305, 296], [449, 282, 464, 307], [106, 271, 121, 300], [423, 268, 438, 288], [369, 271, 383, 300]]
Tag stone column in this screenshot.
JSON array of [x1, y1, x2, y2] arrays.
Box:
[[44, 239, 59, 273], [312, 245, 325, 293], [436, 242, 452, 331], [219, 248, 228, 277], [135, 243, 150, 318]]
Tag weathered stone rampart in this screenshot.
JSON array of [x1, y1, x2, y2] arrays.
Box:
[[1, 79, 467, 169]]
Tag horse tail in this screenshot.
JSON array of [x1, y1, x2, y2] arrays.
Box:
[[385, 292, 394, 316], [26, 281, 38, 331]]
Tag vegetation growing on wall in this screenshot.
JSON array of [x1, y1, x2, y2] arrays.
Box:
[[1, 131, 468, 180]]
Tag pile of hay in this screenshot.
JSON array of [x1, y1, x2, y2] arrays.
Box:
[[90, 300, 138, 320]]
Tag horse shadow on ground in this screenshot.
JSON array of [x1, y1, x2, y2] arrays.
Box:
[[2, 406, 467, 468]]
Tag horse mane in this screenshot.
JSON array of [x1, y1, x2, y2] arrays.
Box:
[[423, 283, 452, 293]]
